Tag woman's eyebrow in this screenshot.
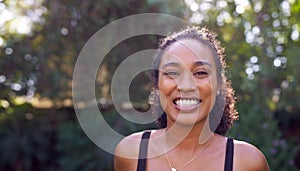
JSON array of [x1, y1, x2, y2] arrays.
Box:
[[194, 61, 212, 68], [161, 61, 212, 69], [161, 62, 180, 69]]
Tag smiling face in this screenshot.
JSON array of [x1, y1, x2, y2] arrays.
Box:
[[158, 39, 219, 126]]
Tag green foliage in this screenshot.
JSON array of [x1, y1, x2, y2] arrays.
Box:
[[0, 0, 185, 103], [56, 121, 113, 171], [0, 103, 57, 171], [0, 104, 103, 171], [0, 103, 158, 170], [227, 104, 299, 170]]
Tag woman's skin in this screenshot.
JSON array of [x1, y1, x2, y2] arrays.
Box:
[[114, 39, 270, 171]]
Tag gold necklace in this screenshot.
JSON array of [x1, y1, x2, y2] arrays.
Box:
[[164, 136, 213, 171]]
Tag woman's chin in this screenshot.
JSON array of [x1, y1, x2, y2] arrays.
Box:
[[170, 111, 207, 127]]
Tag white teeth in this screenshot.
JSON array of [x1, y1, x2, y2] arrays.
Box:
[[175, 99, 200, 107]]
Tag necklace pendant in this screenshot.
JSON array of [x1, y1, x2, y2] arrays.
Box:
[[171, 168, 177, 171]]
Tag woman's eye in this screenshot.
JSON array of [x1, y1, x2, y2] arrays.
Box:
[[163, 71, 179, 77], [194, 71, 208, 77]]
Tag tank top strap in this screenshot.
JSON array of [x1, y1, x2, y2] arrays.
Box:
[[136, 131, 151, 171], [224, 137, 234, 171]]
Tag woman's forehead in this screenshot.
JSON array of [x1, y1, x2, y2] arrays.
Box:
[[159, 39, 216, 68]]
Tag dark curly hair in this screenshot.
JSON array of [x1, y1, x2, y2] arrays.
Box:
[[150, 26, 238, 135]]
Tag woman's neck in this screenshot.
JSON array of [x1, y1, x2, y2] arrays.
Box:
[[164, 119, 214, 152]]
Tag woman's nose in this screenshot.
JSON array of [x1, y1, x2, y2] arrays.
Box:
[[177, 73, 196, 92]]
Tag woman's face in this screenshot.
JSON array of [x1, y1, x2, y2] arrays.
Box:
[[158, 39, 219, 126]]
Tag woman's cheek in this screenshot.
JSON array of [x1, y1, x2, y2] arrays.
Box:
[[158, 78, 176, 105], [196, 78, 216, 95]]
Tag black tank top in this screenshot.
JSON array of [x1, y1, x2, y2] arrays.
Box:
[[136, 131, 234, 171]]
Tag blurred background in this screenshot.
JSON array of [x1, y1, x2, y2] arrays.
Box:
[[0, 0, 299, 170]]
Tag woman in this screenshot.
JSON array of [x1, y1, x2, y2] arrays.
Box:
[[114, 26, 270, 171]]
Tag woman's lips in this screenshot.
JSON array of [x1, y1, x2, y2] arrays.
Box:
[[173, 98, 202, 112]]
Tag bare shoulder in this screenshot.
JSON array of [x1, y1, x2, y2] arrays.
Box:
[[114, 131, 146, 171], [115, 131, 145, 158], [233, 140, 270, 171]]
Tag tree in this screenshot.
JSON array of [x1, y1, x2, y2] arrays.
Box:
[[0, 0, 186, 105]]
